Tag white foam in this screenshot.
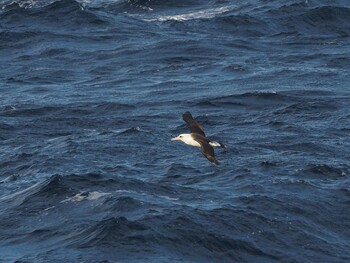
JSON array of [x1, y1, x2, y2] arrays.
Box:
[[144, 6, 235, 22], [61, 191, 111, 203], [158, 195, 179, 201]]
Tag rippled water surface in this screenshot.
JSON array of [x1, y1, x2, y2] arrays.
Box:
[[1, 0, 350, 262]]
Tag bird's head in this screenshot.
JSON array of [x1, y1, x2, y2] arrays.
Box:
[[170, 133, 191, 143]]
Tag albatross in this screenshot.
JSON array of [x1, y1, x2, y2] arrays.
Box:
[[171, 111, 226, 165]]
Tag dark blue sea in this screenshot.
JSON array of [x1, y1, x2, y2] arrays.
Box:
[[1, 0, 350, 262]]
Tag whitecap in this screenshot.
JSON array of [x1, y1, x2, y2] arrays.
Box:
[[143, 6, 236, 22], [61, 191, 111, 203]]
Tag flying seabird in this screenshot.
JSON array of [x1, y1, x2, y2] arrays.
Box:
[[171, 111, 226, 165]]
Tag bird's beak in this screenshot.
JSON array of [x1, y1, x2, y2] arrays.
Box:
[[171, 136, 180, 141]]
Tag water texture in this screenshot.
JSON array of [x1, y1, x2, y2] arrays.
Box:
[[0, 0, 350, 262]]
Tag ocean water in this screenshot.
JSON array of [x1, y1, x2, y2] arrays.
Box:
[[1, 0, 350, 262]]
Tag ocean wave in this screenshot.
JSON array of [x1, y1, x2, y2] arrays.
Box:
[[94, 102, 135, 112], [301, 164, 348, 179], [297, 6, 350, 30], [116, 0, 210, 12], [0, 0, 57, 9], [275, 100, 338, 115], [1, 0, 350, 261], [0, 0, 91, 9], [145, 5, 236, 22], [192, 91, 299, 109], [267, 4, 350, 35], [116, 126, 141, 135], [61, 191, 111, 203], [0, 0, 110, 28], [0, 174, 72, 209], [2, 0, 349, 40], [70, 216, 149, 248], [0, 102, 136, 119]]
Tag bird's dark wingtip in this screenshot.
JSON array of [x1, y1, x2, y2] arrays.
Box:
[[183, 111, 192, 119], [208, 156, 220, 165]]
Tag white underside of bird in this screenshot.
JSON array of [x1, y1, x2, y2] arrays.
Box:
[[171, 133, 222, 147], [171, 133, 201, 147]]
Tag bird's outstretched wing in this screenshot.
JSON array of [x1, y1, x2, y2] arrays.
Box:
[[192, 134, 220, 165], [182, 111, 206, 137], [200, 141, 220, 165]]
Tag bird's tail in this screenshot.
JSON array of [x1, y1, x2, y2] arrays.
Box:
[[209, 141, 227, 148]]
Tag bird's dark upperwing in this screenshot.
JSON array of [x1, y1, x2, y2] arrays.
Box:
[[192, 134, 220, 165], [182, 111, 206, 137]]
